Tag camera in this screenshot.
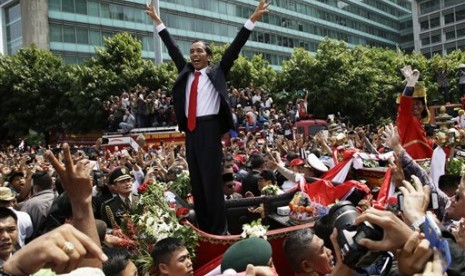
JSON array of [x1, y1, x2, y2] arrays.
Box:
[[327, 201, 384, 271]]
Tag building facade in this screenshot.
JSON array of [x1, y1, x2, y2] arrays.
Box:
[[412, 0, 465, 58], [1, 0, 413, 67]]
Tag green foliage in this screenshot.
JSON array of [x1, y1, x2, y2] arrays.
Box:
[[447, 158, 465, 176], [0, 46, 71, 138], [4, 34, 465, 140], [165, 170, 192, 200]]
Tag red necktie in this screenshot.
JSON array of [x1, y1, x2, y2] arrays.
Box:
[[188, 71, 201, 131]]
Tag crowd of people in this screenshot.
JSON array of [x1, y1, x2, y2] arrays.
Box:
[[3, 0, 465, 275]]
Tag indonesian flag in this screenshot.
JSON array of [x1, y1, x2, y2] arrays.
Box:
[[372, 167, 395, 209], [301, 149, 393, 207]]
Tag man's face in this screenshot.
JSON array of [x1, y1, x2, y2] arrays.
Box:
[[412, 98, 425, 119], [447, 181, 465, 220], [258, 178, 269, 190], [190, 41, 210, 70], [0, 216, 17, 259], [306, 236, 334, 275], [10, 176, 24, 193], [223, 181, 235, 196], [113, 178, 133, 196], [160, 247, 193, 276]]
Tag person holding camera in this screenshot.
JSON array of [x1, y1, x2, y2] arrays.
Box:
[[356, 175, 465, 276]]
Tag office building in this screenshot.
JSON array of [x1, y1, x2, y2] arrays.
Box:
[[412, 0, 465, 57], [1, 0, 413, 68]]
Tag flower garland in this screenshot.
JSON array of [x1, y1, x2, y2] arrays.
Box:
[[240, 219, 269, 240], [124, 177, 198, 273]]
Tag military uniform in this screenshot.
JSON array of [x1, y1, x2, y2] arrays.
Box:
[[100, 194, 139, 228], [100, 166, 138, 228]]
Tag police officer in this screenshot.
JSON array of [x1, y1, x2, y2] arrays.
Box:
[[100, 167, 138, 228]]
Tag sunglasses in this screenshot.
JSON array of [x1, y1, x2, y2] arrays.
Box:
[[456, 191, 461, 201], [227, 184, 235, 188]]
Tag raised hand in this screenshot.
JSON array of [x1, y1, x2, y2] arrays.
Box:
[[145, 0, 162, 25], [46, 143, 93, 205], [401, 65, 420, 87], [250, 0, 271, 23], [399, 175, 430, 226], [382, 123, 402, 153]]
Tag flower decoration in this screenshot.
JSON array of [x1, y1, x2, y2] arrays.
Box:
[[119, 179, 198, 273], [164, 170, 191, 200], [240, 219, 269, 240], [261, 184, 280, 196]]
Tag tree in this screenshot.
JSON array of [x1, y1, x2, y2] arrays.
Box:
[[0, 46, 70, 140], [65, 33, 176, 132]]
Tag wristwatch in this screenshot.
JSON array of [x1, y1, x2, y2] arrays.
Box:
[[411, 216, 426, 231]]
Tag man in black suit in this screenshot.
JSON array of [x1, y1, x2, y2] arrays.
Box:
[[146, 0, 270, 234]]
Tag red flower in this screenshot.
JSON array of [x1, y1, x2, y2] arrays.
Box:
[[138, 180, 152, 193]]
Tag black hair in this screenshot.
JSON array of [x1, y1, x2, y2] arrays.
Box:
[[283, 228, 315, 273], [0, 207, 17, 223], [151, 237, 186, 267], [102, 247, 131, 276], [32, 171, 53, 191], [439, 174, 461, 194], [192, 39, 212, 57]]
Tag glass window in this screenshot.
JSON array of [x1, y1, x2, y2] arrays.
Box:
[[100, 3, 110, 18], [445, 13, 455, 24], [445, 0, 463, 7], [419, 1, 439, 15], [76, 28, 88, 44], [49, 0, 61, 11], [142, 36, 153, 51], [63, 26, 76, 43], [446, 30, 456, 40], [458, 27, 465, 38], [87, 1, 99, 17], [420, 20, 429, 30], [6, 21, 21, 40], [5, 3, 20, 22], [457, 9, 465, 22], [5, 3, 22, 55], [89, 30, 101, 45], [421, 37, 430, 46], [431, 34, 441, 43], [50, 24, 63, 42], [109, 5, 124, 20], [62, 0, 74, 13], [75, 0, 87, 14], [430, 17, 440, 28]]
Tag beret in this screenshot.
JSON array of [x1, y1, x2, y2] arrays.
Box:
[[221, 237, 272, 273]]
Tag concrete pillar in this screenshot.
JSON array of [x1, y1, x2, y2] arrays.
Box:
[[21, 0, 49, 50]]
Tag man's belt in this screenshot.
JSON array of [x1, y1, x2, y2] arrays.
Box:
[[197, 115, 219, 122]]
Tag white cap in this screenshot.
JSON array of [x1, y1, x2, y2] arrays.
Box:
[[306, 153, 328, 172]]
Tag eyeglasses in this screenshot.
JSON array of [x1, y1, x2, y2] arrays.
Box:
[[227, 184, 235, 188]]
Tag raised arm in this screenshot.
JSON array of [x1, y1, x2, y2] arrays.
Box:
[[220, 0, 271, 73], [145, 0, 186, 72]]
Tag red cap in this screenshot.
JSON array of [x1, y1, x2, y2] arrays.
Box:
[[234, 155, 245, 165], [290, 158, 305, 167]]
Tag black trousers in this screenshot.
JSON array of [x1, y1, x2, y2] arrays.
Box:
[[185, 117, 226, 234]]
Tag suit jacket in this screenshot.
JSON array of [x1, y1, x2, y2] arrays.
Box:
[[158, 25, 253, 134], [100, 194, 139, 228]]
